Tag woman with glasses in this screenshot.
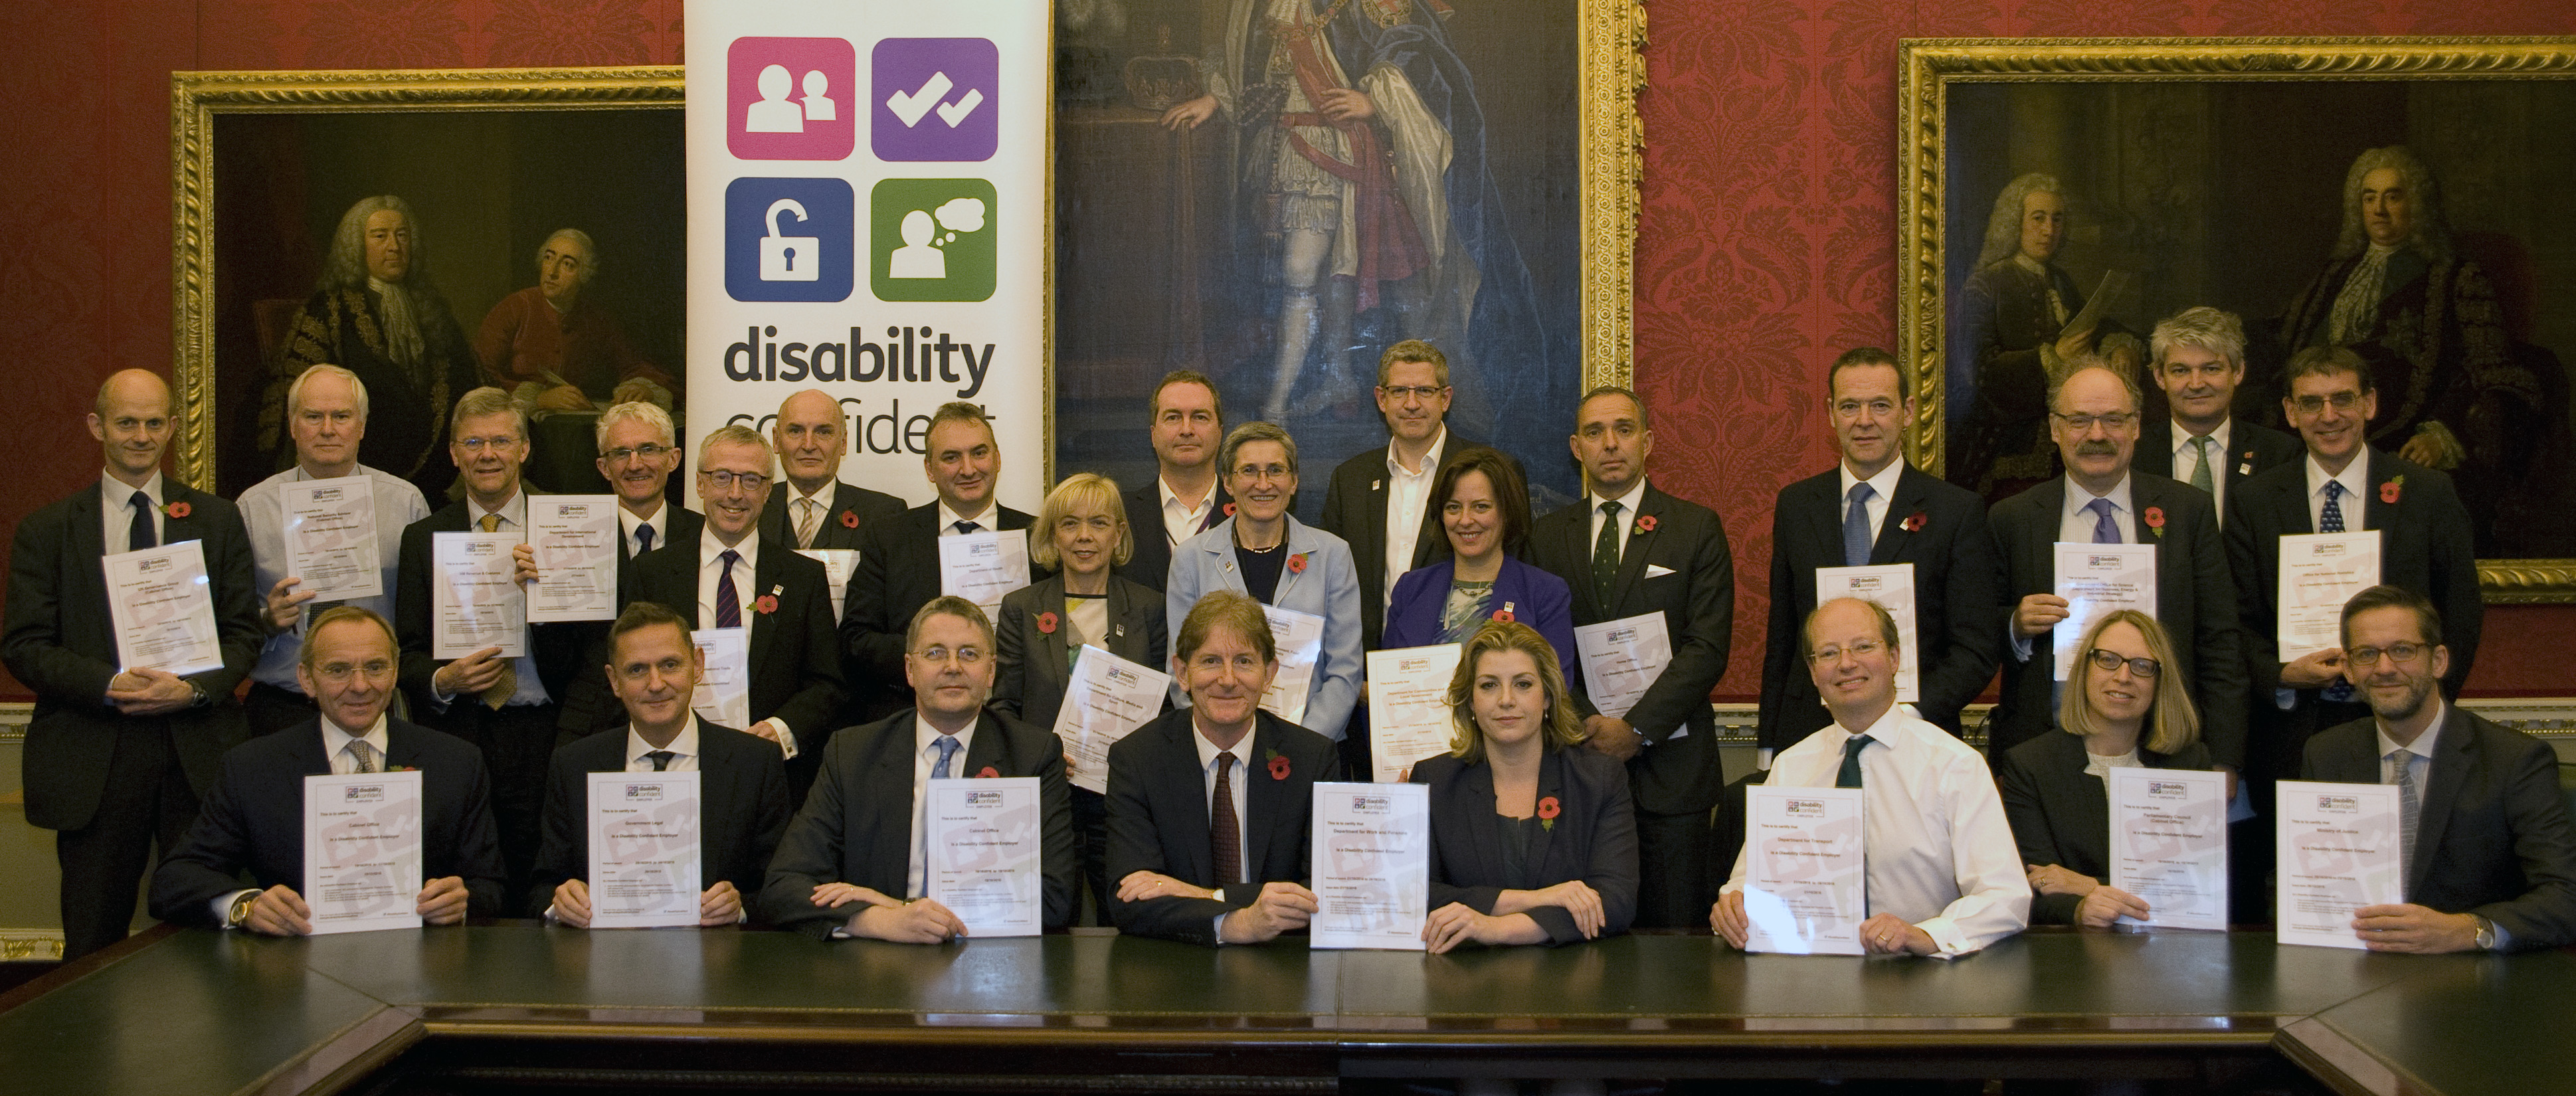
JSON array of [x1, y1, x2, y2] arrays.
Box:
[[1382, 448, 1576, 672], [994, 473, 1167, 924], [1164, 422, 1364, 743], [1994, 608, 2213, 927]]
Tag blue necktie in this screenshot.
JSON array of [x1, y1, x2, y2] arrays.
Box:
[[127, 491, 155, 551], [931, 734, 961, 779], [1836, 734, 1873, 788], [1842, 483, 1875, 567], [955, 519, 982, 535], [2087, 498, 2120, 544], [2320, 480, 2346, 534], [917, 734, 966, 896], [636, 523, 654, 556], [715, 549, 743, 628]]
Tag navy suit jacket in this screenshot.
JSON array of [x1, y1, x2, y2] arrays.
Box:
[[1412, 747, 1638, 944], [839, 502, 1036, 721], [628, 532, 846, 775], [528, 719, 791, 919], [1382, 555, 1576, 671], [1105, 708, 1342, 945], [1993, 730, 2213, 924]]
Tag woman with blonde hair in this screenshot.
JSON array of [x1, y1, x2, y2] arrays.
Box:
[[1994, 608, 2213, 927], [1410, 620, 1637, 953]]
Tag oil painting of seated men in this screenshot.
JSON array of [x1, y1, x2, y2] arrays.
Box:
[[475, 228, 678, 414]]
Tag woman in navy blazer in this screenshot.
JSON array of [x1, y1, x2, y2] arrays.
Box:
[[1410, 620, 1637, 951], [1382, 447, 1575, 670]]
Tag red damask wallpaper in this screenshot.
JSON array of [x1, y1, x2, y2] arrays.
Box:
[[0, 0, 2568, 699]]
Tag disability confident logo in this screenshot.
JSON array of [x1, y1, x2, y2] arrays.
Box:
[[872, 38, 998, 162], [725, 177, 856, 303], [728, 37, 858, 161]]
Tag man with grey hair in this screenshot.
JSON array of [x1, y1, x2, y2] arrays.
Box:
[[1948, 173, 2106, 502], [2131, 306, 2301, 526], [474, 228, 676, 413], [269, 195, 477, 500], [235, 365, 434, 736]]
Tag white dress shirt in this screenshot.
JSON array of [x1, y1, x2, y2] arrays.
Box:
[[1584, 480, 1652, 563], [432, 492, 551, 708], [99, 470, 165, 554], [1159, 476, 1218, 547], [904, 715, 980, 899], [212, 713, 393, 924], [619, 500, 671, 558], [2169, 417, 2235, 521], [1192, 724, 1257, 887], [626, 718, 703, 772], [694, 529, 796, 759], [1723, 703, 2031, 958], [1382, 425, 1449, 607], [1836, 458, 1906, 547], [2304, 450, 2374, 534], [939, 501, 996, 536], [2057, 474, 2138, 545], [238, 463, 431, 690]]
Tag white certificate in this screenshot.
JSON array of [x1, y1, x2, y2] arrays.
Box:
[[2275, 780, 2405, 950], [689, 626, 750, 729], [938, 529, 1032, 615], [527, 496, 620, 622], [2053, 543, 2158, 681], [1051, 644, 1172, 796], [1365, 644, 1463, 783], [101, 540, 224, 677], [796, 548, 859, 623], [1815, 564, 1919, 703], [926, 776, 1044, 936], [2108, 767, 2229, 931], [1257, 604, 1327, 725], [280, 475, 383, 602], [1309, 781, 1429, 950], [303, 770, 424, 935], [430, 531, 524, 659], [2278, 532, 2383, 662], [1741, 785, 1866, 955], [585, 771, 702, 928], [1572, 612, 1671, 721]]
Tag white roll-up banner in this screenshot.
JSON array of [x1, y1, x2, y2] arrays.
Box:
[[686, 0, 1048, 511]]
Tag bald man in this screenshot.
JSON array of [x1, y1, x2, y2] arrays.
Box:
[[4, 369, 265, 959], [761, 389, 906, 555]]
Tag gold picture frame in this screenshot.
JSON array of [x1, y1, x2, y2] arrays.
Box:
[[1899, 37, 2576, 602]]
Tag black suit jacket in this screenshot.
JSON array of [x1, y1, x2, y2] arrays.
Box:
[[992, 571, 1168, 731], [759, 707, 1075, 938], [1105, 708, 1342, 945], [1993, 731, 2213, 924], [527, 719, 792, 919], [557, 503, 703, 739], [2301, 707, 2576, 951], [3, 479, 264, 831], [2225, 450, 2482, 773], [2132, 418, 2303, 504], [1759, 464, 2001, 749], [759, 480, 905, 554], [1522, 484, 1734, 816], [146, 716, 507, 923], [839, 502, 1036, 721], [1113, 477, 1230, 594], [628, 531, 846, 784], [1988, 475, 2249, 765], [394, 494, 601, 732], [1411, 747, 1639, 944], [1315, 435, 1514, 649]]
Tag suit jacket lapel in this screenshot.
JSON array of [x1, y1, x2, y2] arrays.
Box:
[[872, 728, 919, 887], [745, 539, 782, 673], [1243, 719, 1290, 878], [960, 712, 1010, 777], [1524, 748, 1565, 877], [1162, 717, 1216, 885], [1026, 576, 1073, 699], [1462, 761, 1506, 885], [67, 490, 108, 631], [1564, 506, 1602, 620], [1272, 521, 1309, 602], [1869, 468, 1928, 565], [2359, 452, 2397, 533], [1606, 488, 1660, 611], [1362, 454, 1390, 569], [2410, 708, 2474, 898]]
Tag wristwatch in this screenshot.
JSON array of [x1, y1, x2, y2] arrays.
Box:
[[187, 680, 212, 709], [225, 891, 256, 929], [2472, 914, 2496, 951]]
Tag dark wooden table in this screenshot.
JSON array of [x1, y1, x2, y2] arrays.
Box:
[[0, 925, 2562, 1095]]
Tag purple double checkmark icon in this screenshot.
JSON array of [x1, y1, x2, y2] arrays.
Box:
[[872, 38, 998, 163]]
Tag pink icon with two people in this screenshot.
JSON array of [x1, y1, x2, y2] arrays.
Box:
[[728, 37, 856, 161]]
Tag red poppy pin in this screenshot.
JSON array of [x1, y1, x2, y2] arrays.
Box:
[[976, 766, 1000, 778], [162, 500, 191, 519], [2381, 476, 2405, 505], [754, 584, 781, 615], [1491, 602, 1517, 622], [1632, 513, 1657, 535], [838, 509, 860, 528], [1287, 553, 1309, 574], [2142, 507, 2166, 537], [1222, 502, 1237, 517], [1036, 610, 1059, 634], [1536, 796, 1562, 831], [1901, 510, 1927, 533], [1265, 749, 1291, 780]]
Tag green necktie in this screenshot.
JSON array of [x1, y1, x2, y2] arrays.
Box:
[[1836, 734, 1873, 789], [1592, 500, 1623, 609], [2189, 435, 2215, 495]]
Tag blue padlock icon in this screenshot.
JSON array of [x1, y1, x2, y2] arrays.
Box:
[[759, 199, 820, 282]]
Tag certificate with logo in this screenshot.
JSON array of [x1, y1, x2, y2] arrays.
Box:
[[2277, 532, 2382, 662], [303, 770, 424, 935], [1051, 645, 1171, 796], [528, 496, 620, 622], [2275, 780, 2404, 950], [1572, 612, 1673, 722], [937, 529, 1032, 615], [2053, 543, 2158, 680], [1742, 785, 1866, 955], [689, 626, 751, 729], [586, 771, 703, 928], [1309, 781, 1430, 950], [2108, 767, 2229, 931], [430, 531, 524, 659], [796, 548, 859, 623], [102, 540, 225, 677], [280, 474, 383, 602], [1366, 644, 1464, 783], [926, 776, 1043, 936], [1257, 604, 1327, 726], [1815, 564, 1919, 702]]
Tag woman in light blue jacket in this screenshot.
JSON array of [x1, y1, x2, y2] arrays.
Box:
[[1164, 421, 1364, 741]]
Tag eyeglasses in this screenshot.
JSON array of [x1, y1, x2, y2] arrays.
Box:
[[313, 660, 395, 684], [698, 470, 769, 492], [1806, 640, 1883, 664], [601, 443, 672, 463], [911, 645, 987, 666], [456, 435, 523, 452], [2086, 648, 2162, 677], [2346, 642, 2427, 668], [2290, 391, 2365, 414], [1231, 463, 1293, 482], [1378, 385, 1449, 401], [2051, 412, 2138, 432]]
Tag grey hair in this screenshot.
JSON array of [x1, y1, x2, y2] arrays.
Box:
[[286, 364, 371, 422], [1220, 420, 1299, 479], [593, 400, 675, 452], [316, 195, 448, 372], [538, 228, 599, 284], [2149, 307, 2247, 373], [697, 423, 773, 468], [2333, 145, 2450, 262], [1975, 173, 2065, 270]]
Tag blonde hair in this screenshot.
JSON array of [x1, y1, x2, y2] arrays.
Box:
[[1443, 621, 1586, 765], [2057, 609, 2200, 755], [1032, 472, 1133, 569], [448, 386, 527, 440]]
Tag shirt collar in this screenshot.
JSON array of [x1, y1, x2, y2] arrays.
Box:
[[628, 717, 702, 767], [1837, 458, 1905, 505], [792, 480, 835, 507], [2305, 450, 2373, 508], [939, 500, 996, 532], [101, 470, 166, 512], [1386, 424, 1449, 478], [914, 712, 979, 762], [2063, 474, 2135, 522], [2172, 416, 2233, 456], [468, 490, 525, 530], [699, 524, 759, 567], [1159, 475, 1214, 514], [320, 712, 391, 764], [2375, 695, 2446, 763], [2013, 252, 2049, 277], [618, 500, 667, 541], [1827, 700, 1914, 753], [1589, 478, 1649, 515], [1192, 718, 1259, 772]]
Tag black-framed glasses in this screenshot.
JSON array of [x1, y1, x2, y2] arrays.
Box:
[[2086, 648, 2162, 677], [2347, 642, 2427, 668], [2290, 391, 2365, 414]]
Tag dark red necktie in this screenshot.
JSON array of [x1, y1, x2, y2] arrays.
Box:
[[1210, 753, 1242, 886]]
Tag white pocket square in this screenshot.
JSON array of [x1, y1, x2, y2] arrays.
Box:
[[1644, 563, 1676, 579]]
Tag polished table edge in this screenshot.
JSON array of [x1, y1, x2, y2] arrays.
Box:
[[0, 921, 179, 1016], [247, 1005, 427, 1096]]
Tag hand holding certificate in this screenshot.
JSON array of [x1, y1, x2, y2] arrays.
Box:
[[280, 475, 383, 602], [1572, 612, 1672, 721], [938, 529, 1032, 615], [2278, 532, 2381, 662], [2275, 780, 2405, 949], [527, 496, 620, 622], [1815, 565, 1919, 702], [586, 771, 703, 928], [2053, 543, 2157, 680], [1050, 646, 1172, 795], [1739, 785, 1866, 954], [304, 771, 426, 935], [430, 531, 524, 659], [926, 776, 1044, 936], [2107, 767, 2229, 930], [102, 540, 225, 676], [1309, 781, 1429, 949]]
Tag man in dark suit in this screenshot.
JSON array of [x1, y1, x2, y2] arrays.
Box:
[[395, 386, 598, 908], [1522, 387, 1734, 929], [147, 607, 506, 933], [532, 602, 789, 925], [842, 402, 1036, 722], [1990, 361, 2248, 774], [1319, 341, 1500, 654], [1762, 347, 2000, 751], [2130, 307, 2302, 527], [1115, 370, 1230, 594], [555, 400, 701, 740], [5, 369, 266, 959], [2299, 586, 2576, 953], [763, 596, 1074, 941], [1107, 590, 1341, 946], [761, 388, 904, 560], [630, 426, 844, 796]]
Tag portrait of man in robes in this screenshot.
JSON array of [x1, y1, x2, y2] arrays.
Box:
[[1947, 173, 2102, 502], [474, 228, 677, 414]]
